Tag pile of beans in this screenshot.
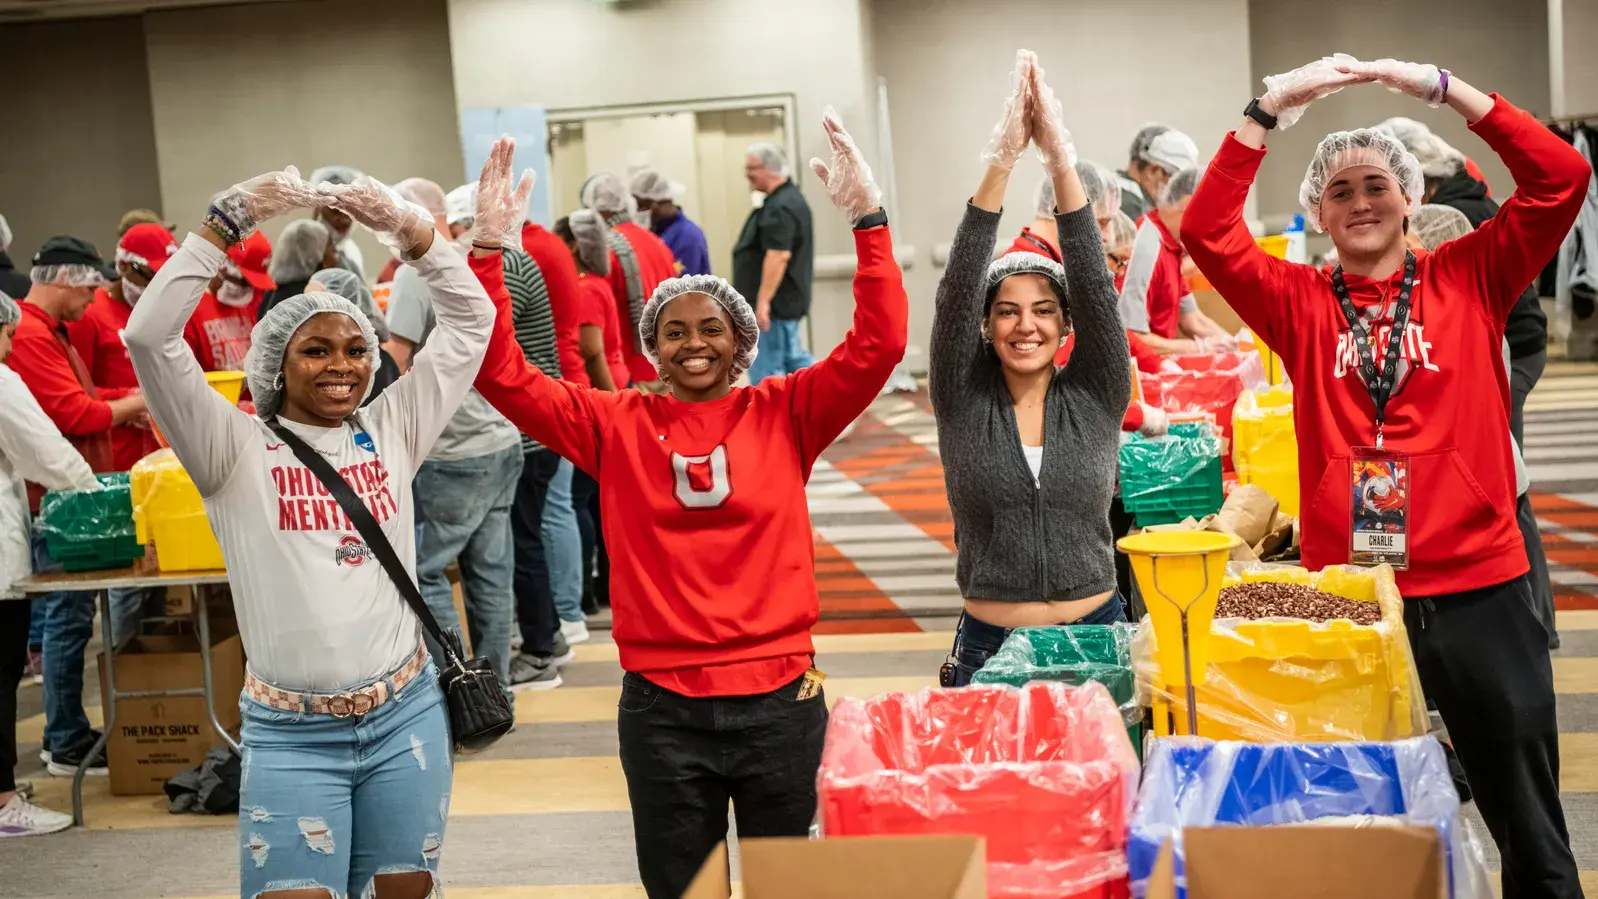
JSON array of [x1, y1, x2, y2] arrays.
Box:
[[1214, 582, 1382, 625]]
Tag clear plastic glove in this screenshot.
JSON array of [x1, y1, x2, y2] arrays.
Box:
[[1138, 403, 1169, 438], [809, 107, 883, 225], [321, 176, 428, 257], [1027, 53, 1077, 175], [1261, 53, 1375, 130], [1336, 57, 1446, 106], [980, 50, 1034, 170], [472, 136, 537, 248], [1196, 333, 1238, 353], [213, 167, 330, 238]]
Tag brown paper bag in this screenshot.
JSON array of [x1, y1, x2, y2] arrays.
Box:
[[1213, 485, 1280, 549]]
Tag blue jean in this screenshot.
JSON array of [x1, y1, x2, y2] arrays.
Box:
[[749, 318, 815, 383], [31, 532, 145, 753], [948, 595, 1128, 687], [541, 458, 584, 624], [238, 658, 451, 899], [413, 443, 522, 692]]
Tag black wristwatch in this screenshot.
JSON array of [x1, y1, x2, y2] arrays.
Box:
[[1243, 98, 1279, 131], [853, 209, 889, 231]]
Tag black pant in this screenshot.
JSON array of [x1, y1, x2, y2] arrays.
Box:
[[1403, 576, 1581, 899], [1, 597, 30, 793], [617, 671, 827, 899], [570, 467, 598, 597], [1109, 496, 1139, 617], [510, 449, 562, 655], [590, 480, 610, 605]]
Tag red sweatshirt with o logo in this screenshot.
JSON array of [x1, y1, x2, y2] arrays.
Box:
[[1184, 95, 1589, 597], [471, 228, 908, 696]]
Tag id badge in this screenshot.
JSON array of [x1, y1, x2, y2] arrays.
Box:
[[1350, 448, 1410, 569]]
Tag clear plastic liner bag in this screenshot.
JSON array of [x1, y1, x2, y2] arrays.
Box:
[[1230, 387, 1299, 516], [819, 681, 1140, 899], [131, 448, 224, 572], [36, 472, 143, 571], [1127, 736, 1492, 899], [972, 625, 1139, 726], [1133, 564, 1428, 743], [1139, 350, 1268, 447]]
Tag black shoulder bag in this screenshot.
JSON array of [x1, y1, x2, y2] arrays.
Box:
[[269, 422, 514, 753]]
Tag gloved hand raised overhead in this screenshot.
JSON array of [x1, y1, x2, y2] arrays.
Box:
[[980, 50, 1035, 170], [1335, 57, 1447, 106], [809, 107, 883, 226], [472, 136, 537, 249], [213, 168, 331, 239], [1027, 52, 1077, 174], [320, 176, 428, 257], [1261, 53, 1374, 130]]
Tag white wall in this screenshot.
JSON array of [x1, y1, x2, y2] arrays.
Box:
[[447, 0, 878, 356], [871, 0, 1254, 368], [1554, 0, 1598, 116]]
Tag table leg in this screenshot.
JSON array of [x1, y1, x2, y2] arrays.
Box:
[[195, 589, 240, 754], [73, 589, 117, 828]]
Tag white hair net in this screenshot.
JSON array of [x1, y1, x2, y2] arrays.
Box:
[[630, 169, 683, 203], [1406, 131, 1466, 179], [269, 219, 334, 285], [638, 275, 759, 383], [246, 291, 380, 420], [0, 214, 10, 253], [1373, 116, 1431, 151], [986, 251, 1069, 311], [1159, 166, 1203, 207], [1035, 162, 1121, 221], [581, 172, 631, 215], [394, 177, 448, 219], [445, 183, 476, 226], [1142, 130, 1199, 174], [748, 142, 789, 177], [1411, 203, 1474, 251], [1299, 128, 1424, 233], [31, 264, 111, 288], [309, 165, 363, 188], [568, 210, 612, 276], [0, 290, 18, 325], [1128, 124, 1171, 164], [311, 267, 388, 342], [1105, 211, 1138, 256]]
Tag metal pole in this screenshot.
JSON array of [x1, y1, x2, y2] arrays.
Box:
[[1181, 612, 1198, 736], [74, 589, 118, 827], [196, 587, 240, 754]]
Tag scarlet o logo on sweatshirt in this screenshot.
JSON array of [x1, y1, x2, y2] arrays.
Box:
[[671, 446, 732, 510]]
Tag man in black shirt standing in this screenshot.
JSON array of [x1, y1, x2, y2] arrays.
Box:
[[734, 142, 815, 383]]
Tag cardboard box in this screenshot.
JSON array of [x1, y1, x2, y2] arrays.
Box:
[[1146, 826, 1443, 899], [98, 626, 245, 796], [163, 585, 194, 617], [682, 835, 986, 899]]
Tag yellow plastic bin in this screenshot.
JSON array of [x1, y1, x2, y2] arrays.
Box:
[[1135, 563, 1426, 743], [1232, 387, 1299, 516], [154, 371, 245, 449], [131, 449, 224, 572]]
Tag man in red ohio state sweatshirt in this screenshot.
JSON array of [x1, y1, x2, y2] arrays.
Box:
[[1186, 57, 1589, 899], [471, 116, 905, 899]]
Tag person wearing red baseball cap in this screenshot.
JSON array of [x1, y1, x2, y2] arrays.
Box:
[[69, 222, 178, 471], [183, 230, 274, 372]]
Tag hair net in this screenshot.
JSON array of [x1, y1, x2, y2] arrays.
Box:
[[269, 219, 334, 285], [630, 169, 682, 203], [445, 183, 476, 226], [1299, 128, 1424, 232], [393, 177, 448, 219], [748, 142, 789, 177], [31, 264, 111, 288], [0, 289, 18, 325], [1080, 161, 1122, 220], [246, 291, 380, 420], [310, 267, 388, 342], [0, 214, 10, 252], [580, 172, 631, 215], [568, 210, 612, 276], [1159, 166, 1203, 207], [638, 275, 759, 383], [1410, 203, 1474, 251], [985, 251, 1069, 312], [1373, 117, 1430, 151], [1128, 123, 1171, 164], [1406, 131, 1466, 179], [309, 165, 363, 188], [1034, 176, 1058, 220], [1142, 130, 1198, 174], [1105, 211, 1138, 256]]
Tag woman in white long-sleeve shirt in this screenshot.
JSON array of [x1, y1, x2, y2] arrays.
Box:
[[0, 289, 98, 837], [124, 145, 522, 899]]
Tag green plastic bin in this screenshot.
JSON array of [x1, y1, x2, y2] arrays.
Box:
[[36, 473, 144, 572], [1119, 431, 1224, 526], [971, 624, 1144, 756]]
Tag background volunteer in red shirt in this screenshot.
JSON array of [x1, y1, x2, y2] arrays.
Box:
[[1184, 54, 1589, 898], [471, 113, 905, 899], [183, 230, 273, 372], [580, 171, 681, 392], [71, 223, 176, 470], [1118, 169, 1235, 355]]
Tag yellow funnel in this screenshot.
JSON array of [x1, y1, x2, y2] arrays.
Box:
[[1118, 530, 1239, 735]]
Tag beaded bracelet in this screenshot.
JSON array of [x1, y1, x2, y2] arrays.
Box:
[[1438, 69, 1451, 105], [204, 210, 242, 247]]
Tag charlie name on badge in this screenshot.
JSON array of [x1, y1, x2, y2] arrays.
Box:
[[1350, 449, 1410, 570]]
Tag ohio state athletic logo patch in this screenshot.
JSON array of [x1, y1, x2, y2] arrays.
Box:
[[335, 535, 371, 567], [671, 446, 732, 510]]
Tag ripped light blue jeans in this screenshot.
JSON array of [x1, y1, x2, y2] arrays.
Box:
[[238, 656, 452, 899]]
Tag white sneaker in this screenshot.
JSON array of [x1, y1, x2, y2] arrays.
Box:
[[560, 619, 590, 645], [0, 794, 72, 837]]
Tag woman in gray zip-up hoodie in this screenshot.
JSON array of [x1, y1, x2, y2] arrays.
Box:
[[932, 52, 1131, 686]]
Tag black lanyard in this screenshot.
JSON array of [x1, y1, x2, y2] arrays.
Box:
[[1331, 252, 1416, 448]]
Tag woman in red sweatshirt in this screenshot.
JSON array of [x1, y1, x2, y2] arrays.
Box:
[[1184, 55, 1589, 899], [472, 112, 904, 899]]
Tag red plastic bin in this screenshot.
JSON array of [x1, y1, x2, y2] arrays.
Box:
[[1138, 351, 1267, 470], [818, 681, 1140, 899]]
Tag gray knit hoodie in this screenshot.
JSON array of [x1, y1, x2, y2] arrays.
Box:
[[930, 204, 1131, 603]]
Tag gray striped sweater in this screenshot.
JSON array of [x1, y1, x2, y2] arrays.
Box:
[[505, 248, 561, 454]]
